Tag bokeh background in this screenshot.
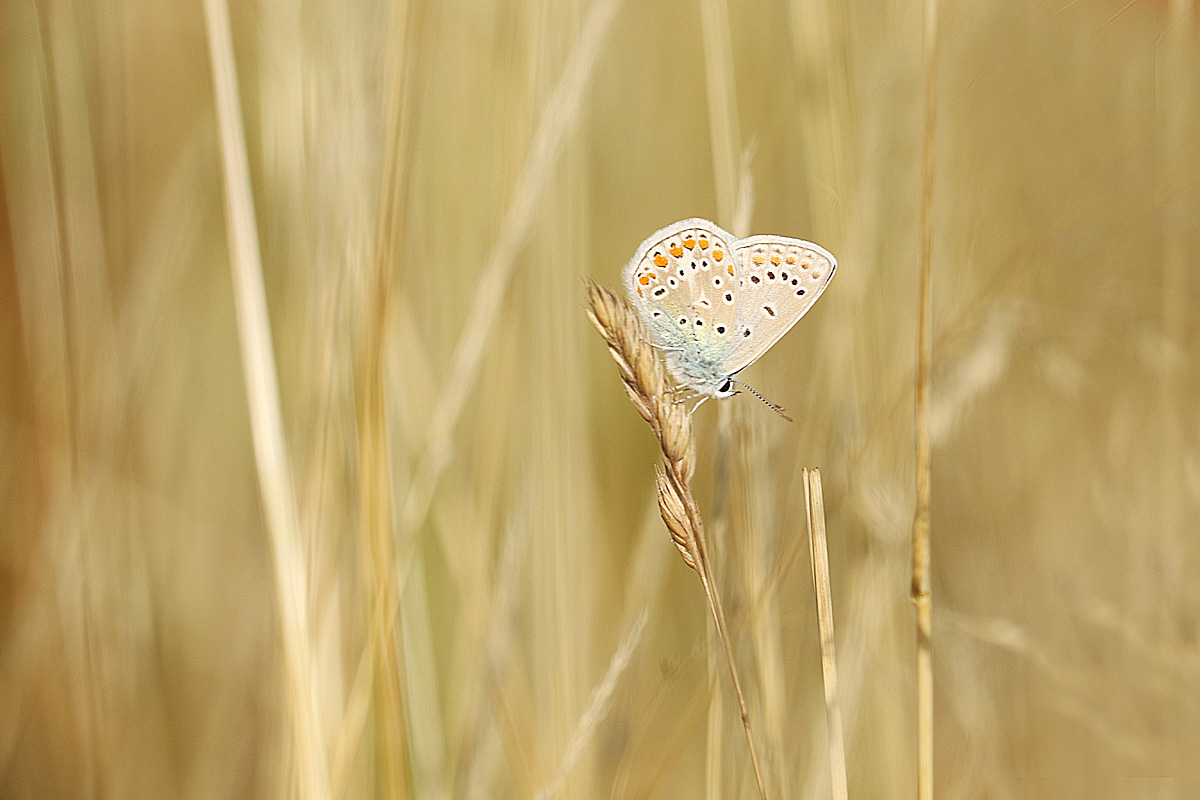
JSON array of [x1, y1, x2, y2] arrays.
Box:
[[2, 0, 1198, 797]]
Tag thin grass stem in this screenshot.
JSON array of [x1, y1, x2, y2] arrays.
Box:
[[394, 0, 623, 589], [587, 282, 768, 800], [202, 0, 329, 796], [804, 469, 848, 800], [913, 0, 938, 798]]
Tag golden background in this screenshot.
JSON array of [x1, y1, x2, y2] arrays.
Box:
[[1, 0, 1197, 797]]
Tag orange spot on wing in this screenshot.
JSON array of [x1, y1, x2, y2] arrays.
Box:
[[639, 274, 650, 285], [682, 237, 696, 249], [713, 249, 724, 261], [654, 253, 668, 267], [637, 287, 643, 296], [669, 244, 683, 257], [786, 255, 796, 264], [698, 238, 709, 249], [727, 264, 734, 275], [770, 255, 781, 266], [753, 255, 765, 265]]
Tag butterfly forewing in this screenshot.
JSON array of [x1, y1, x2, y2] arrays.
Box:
[[625, 219, 741, 348], [723, 235, 837, 375]]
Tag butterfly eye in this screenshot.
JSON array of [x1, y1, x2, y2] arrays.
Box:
[[719, 379, 733, 393]]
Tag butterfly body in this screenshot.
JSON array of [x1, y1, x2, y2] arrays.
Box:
[[623, 218, 837, 402]]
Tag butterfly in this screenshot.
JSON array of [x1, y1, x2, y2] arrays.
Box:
[[624, 218, 836, 417]]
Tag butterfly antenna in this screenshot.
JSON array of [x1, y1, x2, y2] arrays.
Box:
[[732, 379, 793, 422]]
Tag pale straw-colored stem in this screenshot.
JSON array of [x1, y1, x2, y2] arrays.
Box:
[[913, 0, 938, 798], [587, 282, 768, 800], [202, 1, 329, 797], [534, 611, 649, 800], [804, 469, 848, 800], [394, 0, 623, 590]]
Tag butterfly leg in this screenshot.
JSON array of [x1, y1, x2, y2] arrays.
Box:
[[688, 395, 710, 415], [672, 390, 701, 406]]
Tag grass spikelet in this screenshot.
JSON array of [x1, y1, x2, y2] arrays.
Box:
[[586, 280, 767, 800], [655, 467, 696, 571]]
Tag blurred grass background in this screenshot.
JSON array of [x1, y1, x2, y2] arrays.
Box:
[[2, 0, 1198, 797]]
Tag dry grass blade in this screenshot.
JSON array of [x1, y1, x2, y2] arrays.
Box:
[[913, 0, 938, 798], [804, 469, 848, 800], [351, 2, 422, 794], [202, 1, 329, 797], [698, 0, 741, 225], [534, 610, 649, 800], [394, 0, 624, 587], [586, 281, 768, 800]]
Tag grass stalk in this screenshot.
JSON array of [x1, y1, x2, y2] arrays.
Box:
[[586, 282, 768, 800], [353, 1, 424, 794], [913, 0, 938, 798], [394, 0, 623, 586], [202, 1, 330, 796], [533, 611, 648, 800], [698, 0, 741, 226], [804, 469, 847, 800]]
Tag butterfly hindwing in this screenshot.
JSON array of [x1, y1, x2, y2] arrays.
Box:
[[722, 234, 836, 375]]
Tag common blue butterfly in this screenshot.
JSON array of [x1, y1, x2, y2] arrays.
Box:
[[624, 218, 836, 415]]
